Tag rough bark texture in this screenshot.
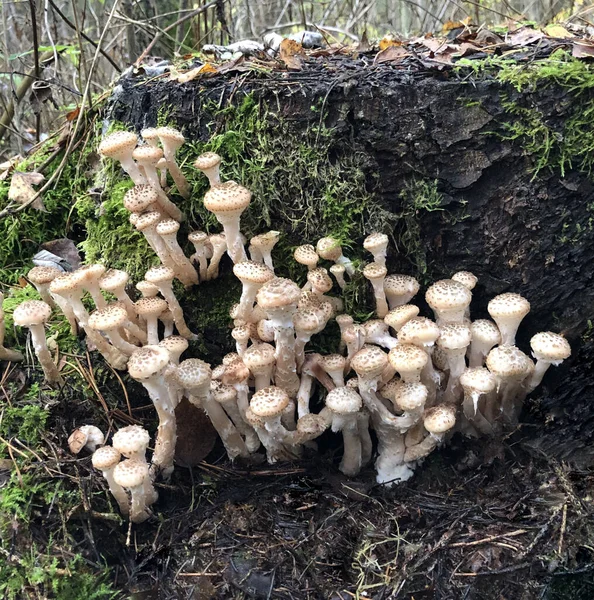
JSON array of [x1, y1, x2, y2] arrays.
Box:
[[109, 57, 594, 465]]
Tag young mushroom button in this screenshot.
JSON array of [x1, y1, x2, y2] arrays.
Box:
[[194, 152, 222, 188], [383, 274, 420, 309], [316, 237, 354, 275], [425, 279, 472, 325]]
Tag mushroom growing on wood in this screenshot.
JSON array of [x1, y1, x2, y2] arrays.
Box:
[[487, 293, 530, 347], [13, 300, 63, 385], [233, 261, 275, 321], [525, 332, 571, 393], [99, 268, 138, 324], [113, 459, 154, 523], [188, 231, 209, 281], [92, 446, 129, 516], [363, 232, 389, 267], [469, 319, 501, 368], [383, 275, 420, 309], [249, 231, 280, 272], [425, 279, 471, 325], [194, 152, 222, 188], [316, 237, 355, 275], [27, 265, 61, 307], [155, 127, 190, 198], [88, 302, 146, 356], [156, 219, 199, 286], [135, 296, 168, 345], [98, 131, 145, 185]]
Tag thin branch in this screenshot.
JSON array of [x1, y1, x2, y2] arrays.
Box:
[[29, 0, 41, 142]]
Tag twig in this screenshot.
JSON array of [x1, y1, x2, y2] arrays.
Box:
[[29, 0, 41, 142], [449, 529, 528, 548]]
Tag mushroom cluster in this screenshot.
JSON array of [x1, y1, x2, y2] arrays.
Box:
[[3, 132, 572, 523]]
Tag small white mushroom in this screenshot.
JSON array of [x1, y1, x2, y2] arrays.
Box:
[[98, 131, 145, 185], [425, 279, 472, 325], [383, 275, 420, 309], [363, 263, 389, 318], [91, 446, 129, 516], [363, 232, 389, 267], [487, 293, 530, 346], [155, 127, 190, 199], [525, 332, 571, 393], [113, 458, 154, 523], [194, 152, 222, 188], [316, 237, 355, 275], [68, 425, 105, 454]]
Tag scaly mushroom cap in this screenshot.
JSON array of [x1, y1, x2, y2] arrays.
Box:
[[145, 265, 175, 285], [488, 293, 530, 321], [530, 332, 571, 364], [132, 145, 164, 165], [363, 232, 389, 254], [68, 425, 105, 454], [250, 231, 280, 251], [486, 346, 532, 380], [256, 277, 301, 310], [13, 300, 51, 326], [194, 152, 221, 170], [437, 323, 472, 351], [398, 317, 440, 346], [297, 413, 328, 437], [203, 181, 251, 215], [211, 380, 237, 403], [156, 219, 181, 236], [307, 267, 333, 293], [346, 377, 359, 390], [451, 271, 478, 290], [335, 314, 354, 329], [91, 445, 121, 470], [77, 263, 106, 284], [231, 324, 251, 344], [99, 269, 129, 292], [351, 345, 389, 379], [212, 364, 226, 380], [384, 274, 420, 299], [175, 358, 212, 391], [136, 281, 160, 297], [188, 231, 208, 245], [158, 335, 189, 358], [141, 128, 159, 144], [223, 352, 240, 366], [471, 319, 501, 347], [124, 184, 159, 213], [250, 386, 290, 418], [393, 381, 428, 411], [256, 320, 275, 342], [293, 307, 328, 334], [243, 343, 276, 371], [459, 367, 497, 394], [298, 290, 323, 310], [363, 319, 390, 339], [379, 377, 400, 401], [233, 260, 275, 284], [362, 262, 388, 282], [135, 296, 168, 318], [98, 131, 138, 160], [112, 425, 150, 458], [88, 303, 128, 331], [155, 126, 185, 148], [325, 387, 362, 414], [424, 405, 456, 434], [388, 344, 428, 373], [28, 266, 61, 285], [320, 354, 347, 374], [425, 280, 472, 316], [293, 245, 319, 268], [113, 458, 149, 489], [134, 211, 162, 231], [128, 345, 170, 380], [222, 358, 250, 385], [49, 272, 83, 295], [316, 237, 343, 262]]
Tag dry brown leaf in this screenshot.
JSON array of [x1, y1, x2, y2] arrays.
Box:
[[8, 171, 46, 211], [455, 42, 484, 57], [420, 37, 449, 53], [544, 24, 573, 39], [374, 44, 409, 64], [379, 35, 402, 51], [0, 155, 23, 181], [442, 16, 472, 33], [572, 40, 594, 58], [65, 107, 80, 121], [177, 63, 218, 83], [279, 38, 304, 70], [507, 27, 545, 46]]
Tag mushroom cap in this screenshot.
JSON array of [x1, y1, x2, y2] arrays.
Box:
[[244, 407, 265, 428], [335, 314, 354, 328], [530, 332, 571, 363], [298, 290, 323, 311], [99, 268, 129, 291], [135, 296, 168, 317], [233, 260, 275, 284], [211, 364, 226, 380], [363, 232, 389, 253], [250, 386, 290, 418], [293, 244, 319, 267], [28, 265, 61, 285], [49, 272, 84, 295], [113, 458, 149, 488], [136, 280, 160, 297], [325, 386, 362, 414], [459, 367, 497, 394], [487, 293, 530, 321], [242, 343, 276, 370], [346, 377, 359, 389], [397, 317, 440, 346], [451, 271, 478, 290], [363, 319, 390, 339], [88, 303, 128, 331], [319, 353, 347, 373], [329, 264, 345, 277], [471, 319, 501, 346], [98, 131, 138, 159], [425, 279, 472, 313], [437, 323, 472, 351], [256, 319, 275, 342], [112, 425, 150, 458], [77, 264, 106, 284], [209, 233, 227, 247], [423, 405, 456, 434], [203, 181, 251, 214], [188, 230, 208, 244], [13, 300, 52, 327], [388, 344, 428, 373], [223, 352, 240, 366], [175, 358, 212, 390], [222, 358, 250, 385], [393, 381, 428, 411], [316, 237, 342, 261], [145, 265, 175, 285], [210, 380, 237, 403], [351, 345, 389, 378], [134, 211, 162, 231], [256, 277, 301, 309], [297, 413, 328, 436], [231, 324, 251, 342], [132, 145, 164, 165], [486, 345, 533, 379], [194, 152, 221, 170], [68, 425, 105, 454], [307, 267, 333, 293], [363, 262, 388, 281], [128, 345, 170, 380], [156, 219, 181, 236], [141, 128, 159, 143], [383, 274, 420, 298], [378, 377, 400, 400], [387, 306, 422, 333], [158, 335, 189, 356], [293, 307, 327, 333], [250, 231, 280, 250], [155, 126, 185, 146], [91, 445, 121, 470]]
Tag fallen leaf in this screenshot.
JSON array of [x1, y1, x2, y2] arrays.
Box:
[[420, 37, 449, 53], [65, 107, 80, 121], [379, 34, 402, 51], [442, 16, 472, 33], [8, 171, 45, 211], [0, 155, 23, 181], [374, 44, 409, 64], [279, 38, 304, 70], [544, 24, 573, 39], [473, 29, 503, 46], [177, 63, 218, 83], [455, 42, 484, 57], [572, 40, 594, 58], [39, 238, 82, 270], [508, 26, 545, 46]]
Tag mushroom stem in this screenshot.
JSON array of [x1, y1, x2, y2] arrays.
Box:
[[154, 280, 197, 341], [101, 468, 129, 515], [218, 214, 247, 264], [29, 323, 63, 385]]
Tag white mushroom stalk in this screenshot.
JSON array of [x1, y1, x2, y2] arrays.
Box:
[[316, 237, 355, 275], [206, 233, 227, 280], [363, 263, 389, 318], [404, 405, 456, 464], [319, 354, 347, 388], [156, 219, 199, 286], [249, 231, 280, 272], [77, 264, 108, 310], [363, 320, 399, 350], [135, 297, 168, 345], [155, 127, 190, 199], [329, 264, 346, 290], [363, 232, 389, 267], [250, 386, 295, 453], [488, 293, 531, 347], [203, 182, 250, 264], [525, 332, 571, 393], [88, 303, 145, 356], [188, 231, 209, 281], [243, 343, 276, 391], [233, 261, 275, 321], [469, 319, 501, 368], [459, 367, 497, 437], [98, 131, 146, 185], [113, 459, 153, 523], [194, 152, 222, 188], [27, 265, 61, 307], [99, 268, 139, 325], [293, 306, 329, 370], [437, 323, 472, 404], [13, 300, 63, 385], [92, 446, 129, 516]]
